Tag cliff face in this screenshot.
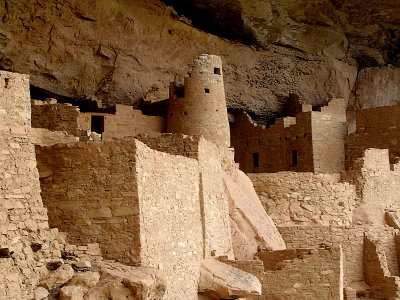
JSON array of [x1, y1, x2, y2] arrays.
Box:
[[0, 0, 398, 120]]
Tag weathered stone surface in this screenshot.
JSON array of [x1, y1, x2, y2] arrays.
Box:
[[0, 0, 358, 120], [40, 264, 75, 290], [164, 0, 400, 66], [59, 285, 88, 300], [353, 66, 400, 110], [69, 271, 100, 289], [223, 170, 286, 260], [198, 258, 261, 299], [90, 260, 167, 300], [33, 287, 49, 300]]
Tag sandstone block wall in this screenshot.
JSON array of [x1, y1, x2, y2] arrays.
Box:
[[197, 138, 233, 259], [344, 148, 400, 224], [31, 100, 86, 137], [79, 104, 165, 139], [231, 98, 347, 173], [0, 71, 61, 299], [223, 246, 343, 300], [278, 225, 399, 285], [345, 103, 400, 168], [0, 71, 31, 127], [135, 141, 203, 299], [167, 54, 231, 147], [249, 172, 357, 226], [32, 101, 164, 140], [36, 139, 142, 265]]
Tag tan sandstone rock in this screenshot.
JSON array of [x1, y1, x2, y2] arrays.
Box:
[[68, 271, 100, 289], [34, 287, 49, 300], [198, 258, 262, 299], [59, 285, 88, 300], [85, 261, 166, 300], [223, 170, 286, 259], [40, 264, 75, 290]]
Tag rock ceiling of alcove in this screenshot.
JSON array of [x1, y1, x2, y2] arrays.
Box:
[[0, 0, 399, 122]]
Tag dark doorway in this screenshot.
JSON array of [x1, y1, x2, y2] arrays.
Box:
[[291, 150, 298, 166], [91, 115, 104, 134], [253, 153, 259, 168]]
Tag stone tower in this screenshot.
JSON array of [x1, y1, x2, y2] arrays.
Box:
[[167, 54, 231, 147]]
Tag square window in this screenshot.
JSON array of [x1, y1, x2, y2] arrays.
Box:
[[204, 88, 210, 93], [214, 67, 221, 75]]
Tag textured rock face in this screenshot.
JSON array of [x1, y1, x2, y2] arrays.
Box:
[[0, 0, 358, 120], [353, 66, 400, 109], [163, 0, 400, 66]]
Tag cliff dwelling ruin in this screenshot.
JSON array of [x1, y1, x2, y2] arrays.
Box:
[[1, 1, 400, 300]]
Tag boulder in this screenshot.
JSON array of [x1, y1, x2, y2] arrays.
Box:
[[40, 264, 75, 290], [60, 285, 88, 300], [34, 287, 49, 300], [198, 258, 261, 299], [223, 169, 286, 260], [69, 271, 100, 288], [84, 260, 166, 300]]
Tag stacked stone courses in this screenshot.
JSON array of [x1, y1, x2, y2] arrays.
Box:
[[167, 54, 231, 147]]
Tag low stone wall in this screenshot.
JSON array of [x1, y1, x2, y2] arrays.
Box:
[[249, 172, 357, 226], [278, 225, 399, 284], [223, 246, 343, 300]]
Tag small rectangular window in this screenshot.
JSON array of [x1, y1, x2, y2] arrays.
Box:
[[253, 153, 259, 168], [291, 150, 298, 166], [204, 88, 210, 93], [214, 67, 221, 75]]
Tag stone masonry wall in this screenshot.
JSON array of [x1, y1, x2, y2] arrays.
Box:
[[345, 103, 400, 169], [0, 71, 61, 299], [197, 138, 233, 259], [135, 140, 203, 299], [31, 100, 85, 136], [278, 225, 399, 285], [36, 139, 141, 265], [223, 246, 343, 300], [344, 148, 400, 224], [249, 172, 357, 226]]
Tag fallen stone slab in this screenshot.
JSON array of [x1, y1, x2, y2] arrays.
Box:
[[198, 258, 261, 299]]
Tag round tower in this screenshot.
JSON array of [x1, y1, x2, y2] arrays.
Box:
[[167, 54, 231, 147]]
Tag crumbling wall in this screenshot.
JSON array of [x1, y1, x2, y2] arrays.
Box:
[[0, 71, 61, 299], [223, 246, 343, 300], [36, 139, 141, 265], [231, 100, 346, 173], [364, 234, 400, 299], [278, 225, 399, 284], [249, 172, 357, 226], [31, 100, 87, 137], [230, 112, 286, 173], [135, 140, 203, 299], [344, 148, 400, 224], [81, 104, 165, 139], [345, 103, 400, 168]]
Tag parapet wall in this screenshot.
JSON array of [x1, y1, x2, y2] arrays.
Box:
[[249, 172, 357, 226], [278, 225, 399, 285]]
